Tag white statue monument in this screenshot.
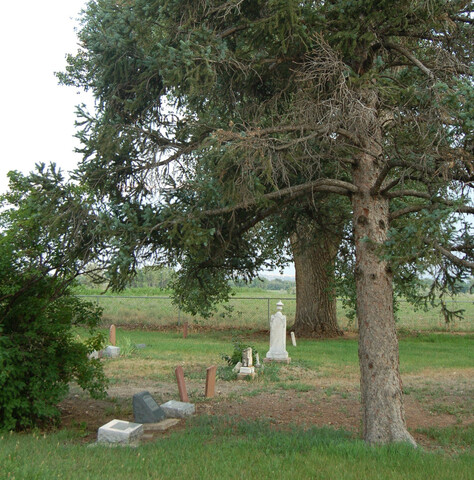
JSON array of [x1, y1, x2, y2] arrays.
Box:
[[265, 301, 290, 363]]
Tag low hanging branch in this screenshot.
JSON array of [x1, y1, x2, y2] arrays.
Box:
[[426, 238, 474, 270]]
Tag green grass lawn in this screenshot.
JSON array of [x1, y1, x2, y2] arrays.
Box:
[[2, 330, 472, 479], [108, 329, 472, 376], [1, 420, 473, 480]]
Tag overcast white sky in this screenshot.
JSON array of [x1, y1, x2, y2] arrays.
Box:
[[0, 0, 90, 193]]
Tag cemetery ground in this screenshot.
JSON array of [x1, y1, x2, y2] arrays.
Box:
[[1, 327, 473, 479]]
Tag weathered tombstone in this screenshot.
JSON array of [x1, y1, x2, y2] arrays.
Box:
[[238, 347, 256, 379], [255, 353, 261, 367], [103, 346, 120, 358], [133, 391, 166, 423], [290, 331, 297, 347], [97, 419, 143, 444], [265, 301, 290, 363], [232, 361, 242, 373], [175, 366, 189, 402], [160, 400, 195, 418], [109, 324, 116, 346], [242, 347, 253, 367], [205, 365, 217, 398]]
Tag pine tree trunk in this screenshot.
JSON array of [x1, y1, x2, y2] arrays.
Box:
[[290, 222, 342, 337], [352, 103, 416, 445]]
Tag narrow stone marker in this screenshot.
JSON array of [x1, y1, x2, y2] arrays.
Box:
[[109, 324, 116, 346], [290, 331, 297, 347], [183, 321, 188, 339], [175, 366, 189, 402], [205, 365, 217, 398]]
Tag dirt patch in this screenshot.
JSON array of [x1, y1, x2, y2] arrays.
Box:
[[59, 368, 473, 449]]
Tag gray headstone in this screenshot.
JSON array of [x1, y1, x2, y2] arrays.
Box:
[[133, 391, 166, 423], [160, 400, 195, 418], [135, 344, 147, 349]]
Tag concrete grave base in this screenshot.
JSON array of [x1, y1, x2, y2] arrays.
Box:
[[160, 400, 195, 418], [143, 419, 181, 432], [263, 357, 291, 364], [97, 419, 143, 444], [237, 372, 257, 380]]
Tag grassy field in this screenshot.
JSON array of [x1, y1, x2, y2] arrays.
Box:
[[1, 330, 473, 479], [1, 422, 472, 480], [76, 287, 474, 332]]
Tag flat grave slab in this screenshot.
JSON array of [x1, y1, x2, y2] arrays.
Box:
[[160, 400, 195, 418], [97, 419, 143, 444]]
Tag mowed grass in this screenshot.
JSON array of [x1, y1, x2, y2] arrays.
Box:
[[77, 287, 474, 333], [1, 420, 473, 480], [2, 331, 473, 479]]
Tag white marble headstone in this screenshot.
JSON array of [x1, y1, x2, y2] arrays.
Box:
[[265, 301, 289, 362]]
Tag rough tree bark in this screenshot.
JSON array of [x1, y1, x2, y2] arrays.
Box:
[[290, 221, 342, 337], [352, 96, 416, 445]]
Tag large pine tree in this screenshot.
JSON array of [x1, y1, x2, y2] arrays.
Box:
[[61, 0, 473, 444]]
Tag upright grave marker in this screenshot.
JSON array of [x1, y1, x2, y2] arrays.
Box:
[[205, 365, 217, 398], [265, 301, 290, 363], [109, 324, 116, 346], [175, 366, 189, 402], [133, 391, 166, 423], [237, 347, 256, 379]]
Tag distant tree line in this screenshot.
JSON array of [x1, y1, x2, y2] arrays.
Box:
[[79, 266, 472, 295], [79, 266, 296, 292]]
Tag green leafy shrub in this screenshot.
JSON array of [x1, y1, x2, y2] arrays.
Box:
[[0, 166, 108, 430], [221, 337, 259, 366]]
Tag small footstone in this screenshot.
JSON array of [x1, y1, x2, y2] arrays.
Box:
[[135, 344, 146, 349], [160, 400, 195, 418], [97, 419, 143, 444], [133, 391, 166, 423]]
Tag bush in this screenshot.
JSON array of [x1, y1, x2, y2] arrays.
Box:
[[0, 166, 108, 430], [221, 337, 259, 366]]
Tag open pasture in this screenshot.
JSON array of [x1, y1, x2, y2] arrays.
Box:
[[78, 289, 474, 333], [1, 329, 472, 479]]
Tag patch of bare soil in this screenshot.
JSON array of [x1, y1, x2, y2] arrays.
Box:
[[59, 368, 473, 450]]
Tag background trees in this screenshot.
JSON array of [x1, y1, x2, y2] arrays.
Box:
[[61, 0, 473, 444]]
